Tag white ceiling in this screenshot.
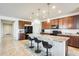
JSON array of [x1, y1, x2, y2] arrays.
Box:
[[0, 3, 79, 21]]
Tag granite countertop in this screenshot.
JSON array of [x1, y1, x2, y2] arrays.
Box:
[[41, 34, 69, 42], [28, 34, 69, 42], [58, 34, 79, 36], [41, 32, 79, 36]]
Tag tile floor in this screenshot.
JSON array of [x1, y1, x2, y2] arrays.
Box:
[[0, 35, 32, 56], [68, 46, 79, 56], [0, 35, 79, 56]]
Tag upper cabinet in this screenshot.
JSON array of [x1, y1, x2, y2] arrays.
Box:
[[50, 19, 59, 25], [19, 21, 31, 29], [59, 16, 75, 29], [59, 18, 64, 29], [42, 15, 79, 29], [67, 16, 75, 29], [42, 21, 51, 29], [74, 15, 79, 29], [42, 19, 59, 29]]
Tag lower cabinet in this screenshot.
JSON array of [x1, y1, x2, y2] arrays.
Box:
[[58, 35, 79, 48], [19, 33, 25, 40], [68, 36, 79, 48]]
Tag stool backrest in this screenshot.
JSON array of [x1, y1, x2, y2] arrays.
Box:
[[28, 36, 32, 40], [34, 37, 38, 42], [42, 41, 48, 47]]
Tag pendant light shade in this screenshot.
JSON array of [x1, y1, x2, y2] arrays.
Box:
[[47, 3, 50, 23]]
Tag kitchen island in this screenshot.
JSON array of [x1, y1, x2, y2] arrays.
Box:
[[28, 34, 69, 56]]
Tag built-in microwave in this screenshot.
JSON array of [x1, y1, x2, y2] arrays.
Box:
[[51, 25, 59, 29]]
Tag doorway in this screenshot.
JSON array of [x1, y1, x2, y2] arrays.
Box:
[[3, 23, 13, 36]]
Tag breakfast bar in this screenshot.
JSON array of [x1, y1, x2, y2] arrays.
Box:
[[28, 34, 69, 56]]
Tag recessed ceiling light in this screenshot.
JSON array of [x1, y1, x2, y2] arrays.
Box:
[[52, 5, 56, 9], [58, 10, 62, 13], [42, 10, 46, 14]]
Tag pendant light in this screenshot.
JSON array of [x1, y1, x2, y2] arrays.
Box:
[[29, 12, 34, 20], [47, 3, 50, 23], [33, 8, 41, 24], [36, 8, 41, 19]]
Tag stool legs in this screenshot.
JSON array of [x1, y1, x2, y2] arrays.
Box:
[[46, 48, 48, 56], [29, 40, 34, 48], [35, 43, 41, 53]]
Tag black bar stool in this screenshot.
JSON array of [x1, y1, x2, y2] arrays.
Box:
[[42, 41, 52, 56], [34, 37, 41, 53], [28, 36, 34, 48]]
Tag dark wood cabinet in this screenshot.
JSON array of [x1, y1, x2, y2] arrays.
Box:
[[42, 21, 51, 29], [68, 36, 79, 48], [42, 19, 59, 29], [63, 16, 74, 29], [19, 21, 31, 29], [50, 19, 59, 25], [74, 15, 79, 29], [58, 16, 75, 29], [50, 19, 55, 25], [42, 15, 79, 29], [58, 35, 79, 48], [41, 15, 79, 48], [19, 21, 31, 40], [19, 33, 25, 40], [59, 18, 64, 29]]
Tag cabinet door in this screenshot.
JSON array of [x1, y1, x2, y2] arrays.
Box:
[[59, 16, 75, 29], [74, 37, 79, 48], [54, 19, 59, 25], [67, 16, 74, 29], [42, 22, 45, 29], [42, 22, 47, 29], [50, 20, 55, 25], [19, 33, 25, 40], [51, 19, 59, 25], [74, 15, 79, 29], [19, 21, 31, 29], [63, 17, 68, 29], [59, 18, 64, 29], [68, 36, 79, 48], [42, 21, 51, 29]]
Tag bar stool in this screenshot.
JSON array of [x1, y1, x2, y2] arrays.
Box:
[[42, 41, 52, 56], [34, 37, 41, 53], [28, 36, 34, 48]]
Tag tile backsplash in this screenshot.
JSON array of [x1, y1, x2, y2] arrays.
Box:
[[44, 29, 79, 34]]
